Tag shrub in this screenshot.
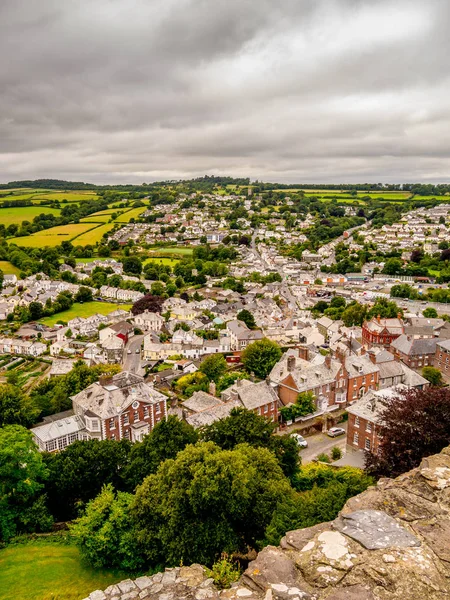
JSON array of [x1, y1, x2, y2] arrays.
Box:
[[316, 453, 331, 463], [331, 446, 342, 461], [206, 554, 241, 589]]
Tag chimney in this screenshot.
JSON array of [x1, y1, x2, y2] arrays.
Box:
[[377, 314, 381, 323], [368, 351, 377, 364], [298, 346, 309, 361], [209, 381, 216, 396], [325, 354, 332, 369], [360, 346, 366, 356], [287, 355, 296, 372], [99, 374, 113, 387], [230, 389, 239, 402]]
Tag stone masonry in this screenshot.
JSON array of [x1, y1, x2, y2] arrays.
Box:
[[84, 446, 450, 600]]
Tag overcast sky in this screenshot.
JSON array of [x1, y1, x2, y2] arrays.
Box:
[[1, 0, 449, 184]]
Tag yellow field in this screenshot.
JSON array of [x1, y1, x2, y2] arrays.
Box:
[[0, 261, 21, 275], [0, 206, 60, 225], [115, 207, 147, 222], [80, 214, 112, 223], [72, 223, 116, 245], [10, 223, 96, 247]]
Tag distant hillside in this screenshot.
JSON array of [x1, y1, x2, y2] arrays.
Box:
[[0, 179, 97, 190]]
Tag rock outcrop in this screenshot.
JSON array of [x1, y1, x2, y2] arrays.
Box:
[[84, 447, 450, 600]]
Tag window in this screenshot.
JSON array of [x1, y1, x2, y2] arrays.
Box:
[[355, 416, 360, 428], [47, 439, 57, 452], [371, 374, 375, 382], [123, 413, 129, 425], [134, 410, 139, 422], [124, 429, 130, 439], [87, 417, 100, 432], [58, 437, 68, 450], [68, 433, 78, 444], [353, 432, 359, 445], [143, 406, 149, 418], [366, 422, 372, 433], [365, 438, 371, 451], [155, 403, 161, 414], [264, 404, 268, 413], [353, 380, 357, 387], [110, 433, 116, 440], [109, 418, 115, 430]]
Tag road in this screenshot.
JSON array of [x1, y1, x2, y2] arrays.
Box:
[[122, 334, 144, 375], [297, 422, 348, 463]]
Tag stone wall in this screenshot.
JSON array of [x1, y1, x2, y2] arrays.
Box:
[[84, 446, 450, 600]]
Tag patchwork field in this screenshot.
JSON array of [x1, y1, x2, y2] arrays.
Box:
[[144, 257, 179, 267], [72, 223, 116, 245], [39, 301, 132, 326], [0, 206, 61, 226], [150, 246, 193, 255], [115, 207, 147, 222], [80, 214, 112, 223], [0, 541, 131, 600], [10, 223, 96, 247], [0, 261, 21, 275]]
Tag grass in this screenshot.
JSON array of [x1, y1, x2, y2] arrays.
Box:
[[74, 257, 102, 263], [79, 214, 112, 223], [0, 261, 21, 275], [39, 301, 132, 326], [0, 206, 61, 225], [144, 257, 179, 267], [10, 224, 96, 247], [115, 207, 147, 222], [0, 540, 131, 600], [150, 246, 193, 255], [72, 223, 116, 246]]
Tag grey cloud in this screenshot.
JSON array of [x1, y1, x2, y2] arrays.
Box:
[[1, 0, 450, 183]]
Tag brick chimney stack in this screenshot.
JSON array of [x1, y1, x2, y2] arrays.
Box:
[[99, 374, 113, 387], [298, 346, 309, 361], [325, 354, 332, 369], [287, 355, 296, 372], [209, 381, 216, 396]]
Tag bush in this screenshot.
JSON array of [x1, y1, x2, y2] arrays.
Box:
[[316, 453, 331, 463], [331, 446, 342, 461], [206, 554, 241, 589]]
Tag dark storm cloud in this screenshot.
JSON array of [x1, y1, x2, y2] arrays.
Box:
[[1, 0, 450, 183]]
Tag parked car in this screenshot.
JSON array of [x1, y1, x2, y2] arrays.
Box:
[[290, 433, 308, 448], [326, 427, 346, 438], [127, 349, 132, 354], [135, 348, 140, 353]]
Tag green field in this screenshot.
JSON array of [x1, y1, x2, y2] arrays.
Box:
[[74, 257, 102, 263], [144, 257, 179, 267], [73, 223, 116, 246], [39, 301, 132, 326], [0, 261, 21, 275], [115, 207, 147, 222], [80, 214, 112, 223], [0, 206, 61, 226], [0, 541, 131, 600], [150, 246, 193, 255], [10, 224, 96, 248]]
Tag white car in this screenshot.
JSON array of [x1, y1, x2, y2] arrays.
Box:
[[327, 427, 346, 438], [290, 433, 308, 448]]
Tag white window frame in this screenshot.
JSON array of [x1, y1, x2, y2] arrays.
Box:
[[365, 438, 371, 451], [353, 432, 359, 445], [355, 416, 360, 428]]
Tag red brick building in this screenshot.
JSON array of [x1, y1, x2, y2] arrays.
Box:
[[362, 316, 404, 348], [435, 339, 450, 378], [390, 335, 437, 369], [344, 354, 380, 404]]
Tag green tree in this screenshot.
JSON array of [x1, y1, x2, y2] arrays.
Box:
[[0, 383, 38, 427], [122, 256, 142, 275], [71, 484, 144, 570], [237, 309, 256, 329], [295, 391, 316, 416], [199, 354, 227, 382], [241, 338, 282, 379], [382, 257, 404, 275], [341, 302, 367, 327], [422, 366, 443, 386], [0, 426, 53, 541], [29, 301, 44, 321], [43, 438, 131, 521], [75, 286, 93, 303], [423, 307, 438, 318], [124, 416, 198, 489], [132, 442, 293, 566]]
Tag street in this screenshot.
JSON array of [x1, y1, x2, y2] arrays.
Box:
[[122, 334, 144, 375], [294, 422, 348, 463]]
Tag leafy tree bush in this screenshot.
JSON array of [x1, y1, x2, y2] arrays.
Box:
[[0, 425, 53, 541], [422, 366, 443, 386], [206, 555, 242, 589], [365, 387, 450, 478], [331, 446, 343, 460], [316, 452, 331, 463], [175, 371, 209, 398], [131, 294, 164, 315], [199, 354, 227, 382], [237, 309, 256, 329], [0, 383, 39, 427], [241, 338, 282, 379], [71, 484, 144, 571], [423, 307, 438, 318], [132, 442, 293, 566]]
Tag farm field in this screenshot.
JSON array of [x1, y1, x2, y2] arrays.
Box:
[[0, 206, 60, 225], [32, 192, 98, 202], [39, 301, 132, 326], [115, 207, 147, 222], [0, 261, 21, 275], [10, 223, 96, 247], [150, 246, 193, 255], [72, 223, 116, 245], [74, 257, 103, 263], [80, 214, 112, 223], [0, 540, 131, 600]]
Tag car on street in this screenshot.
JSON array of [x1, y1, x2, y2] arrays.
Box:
[[127, 349, 132, 354], [290, 433, 308, 448], [135, 348, 140, 353], [326, 427, 346, 438]]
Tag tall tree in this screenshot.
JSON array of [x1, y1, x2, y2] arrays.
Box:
[[199, 354, 227, 382], [237, 309, 256, 329], [241, 338, 282, 379]]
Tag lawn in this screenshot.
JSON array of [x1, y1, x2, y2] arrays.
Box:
[[0, 261, 21, 275], [0, 206, 60, 226], [115, 207, 147, 222], [144, 257, 179, 267], [39, 301, 132, 326], [10, 224, 96, 248], [32, 192, 98, 202], [72, 224, 116, 246], [0, 541, 131, 600], [150, 246, 193, 255]]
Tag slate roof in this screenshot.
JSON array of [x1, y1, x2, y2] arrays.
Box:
[[391, 335, 437, 356]]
